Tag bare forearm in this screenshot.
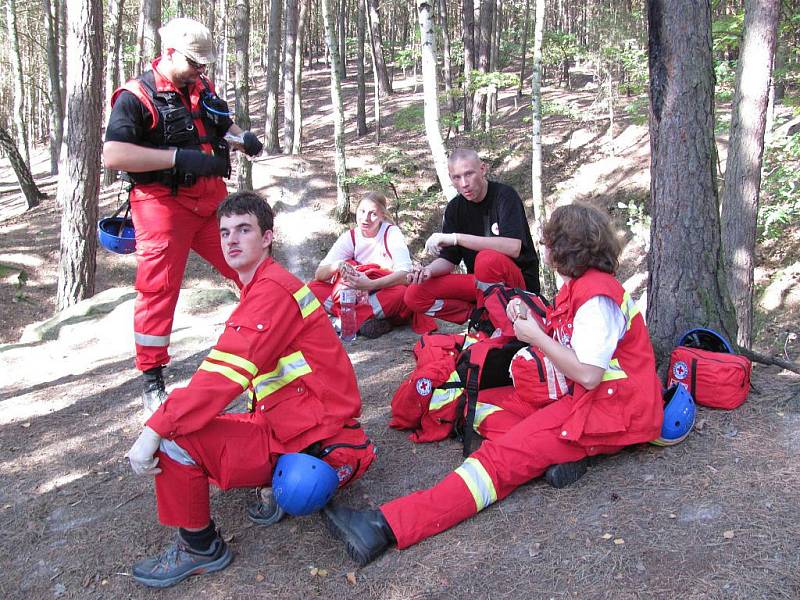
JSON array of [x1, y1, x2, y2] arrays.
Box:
[[103, 141, 176, 172], [315, 261, 340, 282], [456, 233, 521, 258], [368, 270, 408, 290]]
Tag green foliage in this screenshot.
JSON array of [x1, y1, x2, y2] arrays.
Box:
[[376, 147, 418, 177], [542, 31, 581, 72], [401, 188, 440, 210], [616, 196, 651, 234], [759, 132, 800, 239], [712, 13, 744, 55], [468, 70, 520, 94], [622, 97, 649, 125], [394, 47, 419, 72], [343, 171, 395, 191], [715, 111, 732, 134], [393, 104, 425, 131], [540, 100, 580, 120], [714, 60, 737, 102]]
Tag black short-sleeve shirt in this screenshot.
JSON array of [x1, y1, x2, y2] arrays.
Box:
[[439, 181, 540, 293]]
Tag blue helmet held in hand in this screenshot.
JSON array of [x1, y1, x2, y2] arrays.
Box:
[[651, 384, 696, 447], [272, 453, 339, 516], [98, 216, 136, 254]]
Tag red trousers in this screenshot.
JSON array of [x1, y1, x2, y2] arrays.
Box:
[[308, 280, 417, 330], [380, 387, 624, 549], [130, 194, 240, 372], [154, 414, 375, 528], [404, 250, 527, 325]]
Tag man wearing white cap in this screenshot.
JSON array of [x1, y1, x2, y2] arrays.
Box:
[[103, 18, 264, 414]]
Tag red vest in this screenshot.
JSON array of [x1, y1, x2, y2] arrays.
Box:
[[548, 269, 662, 448]]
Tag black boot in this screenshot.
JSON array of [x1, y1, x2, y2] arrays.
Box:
[[544, 458, 589, 489], [142, 366, 167, 415], [323, 504, 395, 566]]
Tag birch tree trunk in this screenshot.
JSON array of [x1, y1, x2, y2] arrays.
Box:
[[6, 0, 31, 166], [417, 0, 457, 200], [44, 0, 65, 175], [720, 0, 780, 348], [264, 0, 283, 153], [646, 0, 737, 364], [103, 0, 126, 186], [234, 0, 252, 190], [0, 125, 44, 209], [57, 0, 104, 310], [283, 0, 298, 152], [321, 0, 349, 222], [292, 0, 308, 153]]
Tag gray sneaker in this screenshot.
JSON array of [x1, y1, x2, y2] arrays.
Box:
[[246, 487, 287, 526], [141, 367, 167, 415], [132, 534, 232, 588]]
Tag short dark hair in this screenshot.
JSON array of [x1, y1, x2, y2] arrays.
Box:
[[542, 202, 621, 278], [217, 191, 274, 235]]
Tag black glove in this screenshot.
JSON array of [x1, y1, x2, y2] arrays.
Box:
[[242, 131, 263, 157], [174, 148, 228, 177]]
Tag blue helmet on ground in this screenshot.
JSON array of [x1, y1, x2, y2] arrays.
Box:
[[651, 384, 696, 447], [677, 327, 733, 354], [272, 453, 339, 516], [98, 217, 136, 254]]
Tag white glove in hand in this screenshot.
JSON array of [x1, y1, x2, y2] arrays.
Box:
[[425, 232, 457, 256], [128, 426, 162, 476]]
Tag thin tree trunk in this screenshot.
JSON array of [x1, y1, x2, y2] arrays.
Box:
[[462, 0, 474, 131], [721, 0, 780, 348], [6, 0, 31, 166], [321, 0, 349, 222], [517, 0, 530, 97], [283, 0, 298, 152], [646, 0, 737, 364], [207, 0, 217, 81], [337, 0, 347, 79], [218, 0, 229, 99], [417, 0, 457, 200], [44, 0, 65, 175], [264, 0, 283, 152], [471, 0, 491, 130], [366, 2, 382, 142], [439, 0, 456, 124], [366, 0, 392, 95], [57, 0, 104, 310], [0, 125, 44, 209], [292, 0, 308, 153], [138, 0, 160, 72], [103, 0, 126, 186], [356, 0, 368, 136], [234, 0, 252, 190]]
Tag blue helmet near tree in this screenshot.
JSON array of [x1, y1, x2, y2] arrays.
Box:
[[677, 327, 733, 353], [98, 216, 136, 254], [272, 453, 339, 516], [651, 384, 696, 447]]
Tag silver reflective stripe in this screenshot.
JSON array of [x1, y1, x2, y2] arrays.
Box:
[[368, 293, 385, 319], [473, 402, 502, 428], [475, 279, 492, 292], [455, 457, 497, 512], [159, 439, 196, 466], [134, 332, 170, 347], [253, 351, 312, 399], [425, 299, 445, 317], [323, 296, 334, 313]]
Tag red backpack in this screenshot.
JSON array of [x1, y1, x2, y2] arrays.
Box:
[[666, 328, 751, 410], [469, 284, 550, 338]]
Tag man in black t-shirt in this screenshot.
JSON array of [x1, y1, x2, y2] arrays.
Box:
[[404, 149, 540, 327]]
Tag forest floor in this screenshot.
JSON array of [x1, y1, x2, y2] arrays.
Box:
[[1, 61, 799, 599]]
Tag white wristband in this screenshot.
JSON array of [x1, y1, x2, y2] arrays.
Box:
[[453, 233, 458, 246]]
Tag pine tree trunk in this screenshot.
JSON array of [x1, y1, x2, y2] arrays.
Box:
[[439, 0, 456, 125], [366, 0, 392, 95], [337, 0, 347, 79], [0, 125, 45, 209], [56, 0, 104, 311], [292, 0, 308, 154], [321, 0, 349, 222], [462, 0, 474, 131], [720, 0, 779, 348], [417, 0, 457, 200], [234, 0, 252, 190], [264, 0, 283, 153], [283, 0, 298, 152], [646, 0, 737, 364], [356, 0, 368, 136], [44, 0, 65, 175], [365, 1, 382, 143], [517, 0, 530, 97], [103, 0, 125, 186], [138, 0, 160, 72], [6, 0, 31, 166], [471, 0, 492, 130]]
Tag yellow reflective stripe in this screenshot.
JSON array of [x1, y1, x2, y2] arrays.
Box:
[[198, 360, 250, 391], [252, 351, 312, 399], [601, 358, 628, 382], [463, 335, 479, 350], [620, 291, 640, 331], [429, 371, 462, 410], [473, 402, 502, 428], [293, 285, 321, 319], [207, 349, 258, 377], [455, 457, 497, 512]]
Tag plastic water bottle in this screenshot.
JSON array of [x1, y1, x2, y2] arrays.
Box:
[[339, 288, 357, 343]]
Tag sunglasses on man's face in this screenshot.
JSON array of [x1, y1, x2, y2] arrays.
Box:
[[180, 52, 206, 71]]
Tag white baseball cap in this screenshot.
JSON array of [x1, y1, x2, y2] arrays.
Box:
[[159, 17, 216, 65]]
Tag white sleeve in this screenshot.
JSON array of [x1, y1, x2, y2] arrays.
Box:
[[319, 231, 354, 267], [385, 225, 414, 272], [570, 296, 627, 369]]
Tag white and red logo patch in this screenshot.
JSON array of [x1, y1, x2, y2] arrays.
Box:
[[672, 360, 689, 380], [336, 464, 353, 483], [491, 222, 500, 235], [416, 377, 433, 396]]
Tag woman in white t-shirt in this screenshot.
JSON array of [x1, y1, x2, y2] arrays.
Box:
[[309, 192, 418, 338]]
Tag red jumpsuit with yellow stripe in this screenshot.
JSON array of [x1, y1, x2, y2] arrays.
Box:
[[109, 57, 240, 372], [381, 269, 662, 548], [145, 258, 374, 528]]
